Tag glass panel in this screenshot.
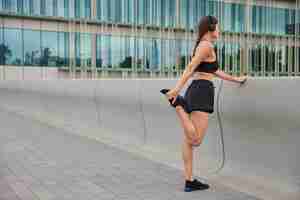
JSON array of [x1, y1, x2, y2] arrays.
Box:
[[265, 44, 275, 72], [24, 29, 41, 66], [58, 0, 67, 17], [137, 0, 144, 25], [114, 0, 121, 23], [150, 38, 161, 71], [45, 0, 54, 16], [74, 0, 80, 18], [75, 0, 90, 19], [3, 28, 22, 65], [69, 0, 74, 18], [179, 0, 188, 28], [82, 33, 92, 67], [23, 0, 30, 15], [85, 0, 91, 18], [75, 33, 92, 67], [0, 27, 3, 65], [6, 0, 18, 13], [119, 36, 133, 69], [122, 0, 134, 24], [75, 32, 80, 66], [96, 0, 101, 20], [32, 0, 41, 16], [41, 31, 58, 67], [99, 34, 112, 68], [111, 36, 121, 68], [58, 32, 69, 67], [0, 26, 4, 65], [168, 0, 176, 27], [118, 37, 132, 69], [96, 34, 102, 68], [135, 37, 144, 70]]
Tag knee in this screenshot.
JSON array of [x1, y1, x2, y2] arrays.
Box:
[[184, 138, 194, 147], [185, 126, 196, 136], [175, 105, 184, 112], [193, 139, 202, 146]]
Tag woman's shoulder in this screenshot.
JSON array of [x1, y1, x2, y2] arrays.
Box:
[[195, 41, 214, 56], [198, 40, 214, 49]]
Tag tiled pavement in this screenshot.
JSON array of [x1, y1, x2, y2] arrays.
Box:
[[0, 107, 260, 200]]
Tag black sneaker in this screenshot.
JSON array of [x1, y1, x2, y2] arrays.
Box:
[[160, 88, 186, 110], [184, 179, 210, 192]]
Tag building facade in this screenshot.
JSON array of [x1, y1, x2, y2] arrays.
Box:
[[0, 0, 299, 79]]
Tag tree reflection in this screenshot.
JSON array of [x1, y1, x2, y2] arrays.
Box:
[[0, 43, 12, 65]]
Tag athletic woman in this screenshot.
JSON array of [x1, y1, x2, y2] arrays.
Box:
[[160, 16, 247, 192]]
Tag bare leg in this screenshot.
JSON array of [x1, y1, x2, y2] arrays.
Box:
[[182, 137, 193, 181], [190, 111, 209, 146], [174, 106, 210, 182], [175, 106, 198, 144]]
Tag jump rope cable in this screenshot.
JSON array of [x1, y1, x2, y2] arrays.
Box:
[[210, 79, 226, 174]]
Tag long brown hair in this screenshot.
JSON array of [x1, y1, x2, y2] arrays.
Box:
[[191, 16, 218, 58]]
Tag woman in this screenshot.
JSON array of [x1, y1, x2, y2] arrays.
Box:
[[160, 16, 247, 192]]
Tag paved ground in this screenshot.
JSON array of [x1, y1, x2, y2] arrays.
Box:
[[0, 107, 260, 200]]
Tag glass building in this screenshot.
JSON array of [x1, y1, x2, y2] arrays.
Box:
[[0, 0, 299, 79]]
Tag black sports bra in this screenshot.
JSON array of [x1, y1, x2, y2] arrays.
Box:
[[194, 47, 219, 73]]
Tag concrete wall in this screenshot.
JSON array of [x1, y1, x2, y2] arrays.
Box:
[[0, 78, 299, 200]]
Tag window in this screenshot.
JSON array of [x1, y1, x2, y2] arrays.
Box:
[[97, 34, 112, 68], [24, 29, 41, 66], [41, 31, 58, 66], [96, 34, 102, 68], [32, 0, 41, 16], [75, 0, 90, 19], [58, 32, 69, 66], [3, 28, 22, 65], [5, 0, 18, 13], [0, 26, 4, 65], [75, 33, 91, 67], [135, 37, 144, 70], [58, 0, 67, 17], [23, 0, 30, 15], [119, 36, 134, 69], [43, 0, 54, 16], [69, 0, 75, 18], [121, 0, 133, 24]]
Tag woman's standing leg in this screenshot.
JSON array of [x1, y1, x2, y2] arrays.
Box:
[[175, 106, 196, 181], [175, 106, 210, 181], [182, 137, 194, 181]]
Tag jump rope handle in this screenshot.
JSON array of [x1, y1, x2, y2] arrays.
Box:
[[240, 78, 247, 85]]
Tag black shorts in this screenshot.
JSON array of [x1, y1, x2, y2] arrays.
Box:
[[184, 79, 215, 114]]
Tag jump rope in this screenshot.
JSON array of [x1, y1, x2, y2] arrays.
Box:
[[94, 77, 246, 175]]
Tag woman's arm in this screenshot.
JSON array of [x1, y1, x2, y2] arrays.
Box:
[[213, 69, 247, 83], [172, 43, 211, 93]]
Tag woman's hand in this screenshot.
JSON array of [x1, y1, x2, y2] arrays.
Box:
[[214, 70, 247, 84], [234, 76, 248, 84], [166, 89, 180, 105]]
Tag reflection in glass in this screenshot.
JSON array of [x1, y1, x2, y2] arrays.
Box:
[[24, 29, 41, 66], [58, 32, 69, 67], [41, 31, 58, 66], [44, 0, 54, 16], [75, 33, 91, 67], [32, 0, 41, 16], [3, 28, 22, 65], [58, 0, 67, 17]]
